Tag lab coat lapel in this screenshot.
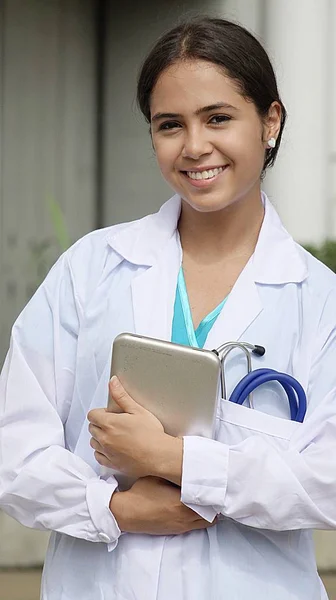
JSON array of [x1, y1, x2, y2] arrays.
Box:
[[204, 258, 262, 351], [205, 192, 308, 351], [131, 231, 182, 341]]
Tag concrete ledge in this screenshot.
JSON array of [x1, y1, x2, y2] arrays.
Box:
[[0, 513, 49, 567]]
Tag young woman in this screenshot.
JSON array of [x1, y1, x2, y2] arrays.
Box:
[[1, 17, 335, 600]]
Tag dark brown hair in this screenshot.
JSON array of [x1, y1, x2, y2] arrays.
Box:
[[137, 17, 287, 173]]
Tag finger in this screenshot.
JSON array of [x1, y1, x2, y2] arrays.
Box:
[[90, 437, 104, 452], [188, 519, 214, 531], [109, 376, 143, 414], [94, 450, 113, 467], [88, 423, 103, 440], [87, 408, 107, 426]]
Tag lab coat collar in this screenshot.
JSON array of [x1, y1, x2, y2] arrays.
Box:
[[106, 195, 181, 267], [253, 192, 308, 284], [106, 192, 308, 285]]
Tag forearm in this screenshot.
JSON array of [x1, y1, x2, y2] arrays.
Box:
[[0, 442, 121, 547], [109, 476, 213, 536], [150, 434, 183, 486], [181, 433, 336, 530]]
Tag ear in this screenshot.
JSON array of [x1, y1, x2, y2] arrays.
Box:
[[263, 101, 282, 145]]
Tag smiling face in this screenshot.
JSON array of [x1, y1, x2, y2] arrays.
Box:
[[150, 59, 280, 214]]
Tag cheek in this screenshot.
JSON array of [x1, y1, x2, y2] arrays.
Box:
[[242, 140, 265, 173], [224, 128, 264, 171], [153, 139, 181, 173]]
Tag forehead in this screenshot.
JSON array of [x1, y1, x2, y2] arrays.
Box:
[[150, 59, 247, 115]]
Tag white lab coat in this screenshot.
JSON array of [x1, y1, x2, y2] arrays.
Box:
[[1, 192, 336, 599]]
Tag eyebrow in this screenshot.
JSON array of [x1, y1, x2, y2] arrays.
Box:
[[151, 102, 238, 122]]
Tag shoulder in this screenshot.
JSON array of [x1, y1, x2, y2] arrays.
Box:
[[67, 215, 151, 263], [63, 195, 181, 294], [295, 243, 336, 338], [295, 242, 336, 294], [61, 215, 151, 304]]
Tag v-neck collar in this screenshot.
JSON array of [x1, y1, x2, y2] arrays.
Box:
[[177, 267, 228, 348]]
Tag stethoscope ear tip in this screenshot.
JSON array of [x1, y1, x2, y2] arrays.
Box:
[[253, 345, 266, 357]]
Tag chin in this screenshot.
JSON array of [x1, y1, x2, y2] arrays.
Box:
[[181, 193, 236, 214], [189, 203, 226, 214]]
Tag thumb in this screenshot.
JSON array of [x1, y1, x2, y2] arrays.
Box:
[[109, 376, 142, 414]]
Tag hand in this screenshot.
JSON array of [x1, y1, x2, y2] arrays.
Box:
[[88, 377, 182, 480], [110, 476, 216, 535]]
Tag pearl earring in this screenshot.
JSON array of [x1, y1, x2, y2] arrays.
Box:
[[267, 137, 276, 149]]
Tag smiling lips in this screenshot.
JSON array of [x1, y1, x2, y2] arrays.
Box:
[[181, 165, 228, 186]]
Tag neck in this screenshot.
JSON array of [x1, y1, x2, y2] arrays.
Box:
[[178, 189, 264, 265]]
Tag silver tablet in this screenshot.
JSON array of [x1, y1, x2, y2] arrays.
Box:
[[108, 332, 221, 439]]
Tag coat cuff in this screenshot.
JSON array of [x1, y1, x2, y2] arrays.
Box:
[[86, 477, 121, 551], [181, 436, 229, 521]]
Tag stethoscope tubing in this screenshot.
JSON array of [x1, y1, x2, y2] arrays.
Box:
[[229, 368, 307, 423], [218, 343, 252, 405]]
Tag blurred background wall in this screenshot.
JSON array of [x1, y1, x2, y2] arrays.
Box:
[[0, 0, 335, 570]]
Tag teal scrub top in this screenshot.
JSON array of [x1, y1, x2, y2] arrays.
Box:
[[171, 267, 228, 348]]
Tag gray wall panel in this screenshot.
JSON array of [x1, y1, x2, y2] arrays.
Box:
[[0, 0, 97, 366], [0, 0, 96, 567]]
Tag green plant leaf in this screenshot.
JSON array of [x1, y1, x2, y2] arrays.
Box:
[[47, 195, 70, 252], [304, 240, 336, 272]]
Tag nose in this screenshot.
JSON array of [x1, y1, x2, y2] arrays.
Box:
[[182, 126, 213, 160]]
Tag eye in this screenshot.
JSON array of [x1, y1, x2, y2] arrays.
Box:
[[158, 121, 181, 131], [209, 115, 232, 125]]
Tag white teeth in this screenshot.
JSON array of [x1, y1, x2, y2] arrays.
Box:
[[186, 166, 225, 180]]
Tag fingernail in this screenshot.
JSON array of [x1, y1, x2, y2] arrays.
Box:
[[110, 376, 119, 388]]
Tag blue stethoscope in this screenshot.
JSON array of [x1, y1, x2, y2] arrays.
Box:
[[214, 342, 307, 423]]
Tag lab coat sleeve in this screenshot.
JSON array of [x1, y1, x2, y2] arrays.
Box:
[[0, 253, 121, 549], [181, 292, 336, 530]]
